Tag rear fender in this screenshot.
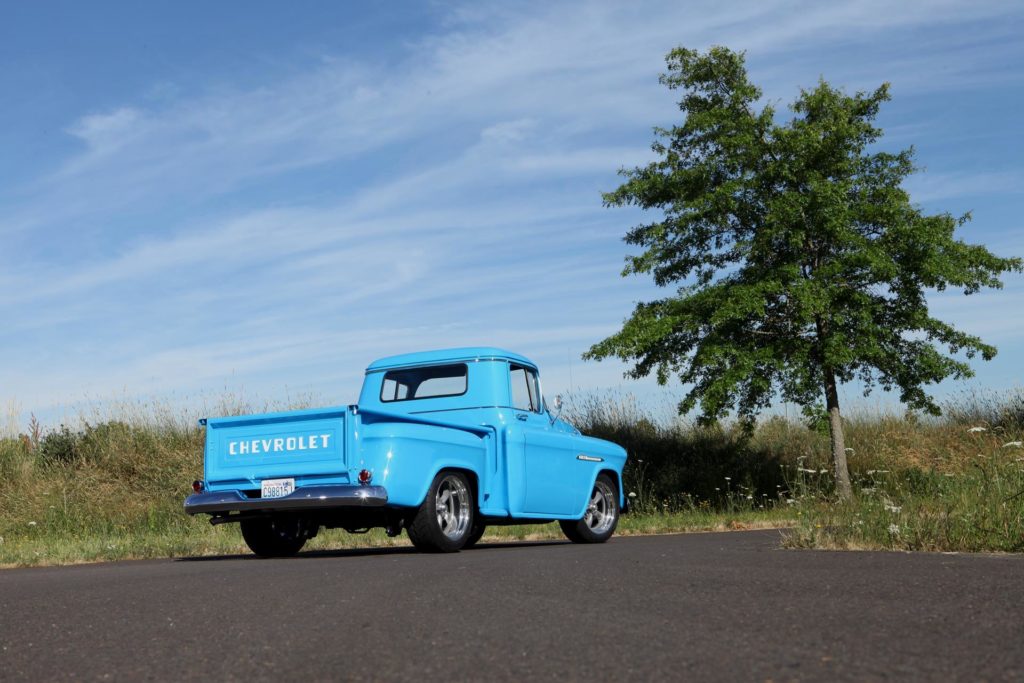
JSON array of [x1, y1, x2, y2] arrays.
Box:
[[356, 408, 492, 509]]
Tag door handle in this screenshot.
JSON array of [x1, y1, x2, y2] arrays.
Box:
[[516, 413, 528, 421]]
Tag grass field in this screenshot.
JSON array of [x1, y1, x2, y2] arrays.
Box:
[[1, 390, 1022, 566]]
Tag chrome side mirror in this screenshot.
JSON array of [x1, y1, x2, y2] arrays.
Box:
[[548, 395, 563, 424]]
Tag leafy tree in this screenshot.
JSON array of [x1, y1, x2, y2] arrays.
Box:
[[586, 46, 1021, 499]]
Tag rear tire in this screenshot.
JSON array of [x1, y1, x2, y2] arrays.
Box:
[[559, 474, 619, 543], [240, 516, 310, 557], [407, 471, 474, 552]]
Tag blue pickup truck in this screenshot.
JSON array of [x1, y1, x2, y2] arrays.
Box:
[[184, 347, 628, 557]]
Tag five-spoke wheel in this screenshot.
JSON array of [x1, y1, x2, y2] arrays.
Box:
[[407, 471, 474, 552], [559, 473, 619, 543]]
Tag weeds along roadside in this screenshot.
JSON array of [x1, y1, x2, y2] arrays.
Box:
[[2, 388, 1023, 565], [564, 389, 1024, 552]]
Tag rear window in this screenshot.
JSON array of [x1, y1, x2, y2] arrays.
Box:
[[380, 363, 468, 403]]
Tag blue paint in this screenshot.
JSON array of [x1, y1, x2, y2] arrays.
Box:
[[198, 348, 627, 520]]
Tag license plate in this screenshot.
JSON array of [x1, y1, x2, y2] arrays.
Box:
[[261, 478, 295, 499]]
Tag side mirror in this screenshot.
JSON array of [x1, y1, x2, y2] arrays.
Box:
[[548, 395, 563, 424]]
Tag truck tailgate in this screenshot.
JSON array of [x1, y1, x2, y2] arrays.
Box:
[[204, 407, 349, 488]]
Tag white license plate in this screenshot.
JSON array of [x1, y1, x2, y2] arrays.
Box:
[[261, 478, 295, 499]]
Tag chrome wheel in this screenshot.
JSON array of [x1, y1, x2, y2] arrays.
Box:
[[434, 474, 471, 541], [583, 478, 617, 535], [559, 473, 619, 544], [408, 470, 475, 552]]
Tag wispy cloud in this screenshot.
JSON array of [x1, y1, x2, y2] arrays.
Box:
[[903, 171, 1023, 205], [2, 0, 1022, 419]]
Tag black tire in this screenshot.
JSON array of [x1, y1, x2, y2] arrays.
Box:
[[240, 516, 310, 557], [559, 473, 619, 544], [463, 520, 487, 548], [407, 471, 474, 553]]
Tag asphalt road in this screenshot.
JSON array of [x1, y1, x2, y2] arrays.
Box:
[[1, 530, 1022, 681]]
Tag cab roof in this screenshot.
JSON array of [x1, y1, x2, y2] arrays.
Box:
[[366, 346, 537, 372]]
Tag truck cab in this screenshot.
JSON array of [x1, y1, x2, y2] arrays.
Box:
[[185, 347, 627, 557]]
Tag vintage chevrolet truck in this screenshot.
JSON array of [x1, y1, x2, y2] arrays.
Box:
[[184, 347, 628, 557]]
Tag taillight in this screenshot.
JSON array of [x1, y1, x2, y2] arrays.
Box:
[[358, 469, 372, 485], [192, 480, 204, 493]]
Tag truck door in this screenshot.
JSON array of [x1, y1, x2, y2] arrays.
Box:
[[509, 364, 581, 516]]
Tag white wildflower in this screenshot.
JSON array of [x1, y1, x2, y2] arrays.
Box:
[[967, 427, 987, 433], [746, 495, 753, 500], [724, 477, 731, 481], [628, 492, 637, 498], [884, 504, 902, 514], [786, 498, 796, 505], [1002, 441, 1023, 448], [888, 523, 900, 534]]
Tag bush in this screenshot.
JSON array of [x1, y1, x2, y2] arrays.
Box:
[[39, 425, 83, 465], [565, 389, 1024, 518], [565, 392, 792, 510]]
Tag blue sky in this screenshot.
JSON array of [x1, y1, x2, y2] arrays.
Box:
[[1, 1, 1022, 427]]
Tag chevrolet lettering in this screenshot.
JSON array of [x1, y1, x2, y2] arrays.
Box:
[[228, 434, 332, 455], [184, 347, 628, 557]]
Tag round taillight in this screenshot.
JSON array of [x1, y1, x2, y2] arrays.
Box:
[[358, 469, 372, 485], [192, 480, 204, 493]]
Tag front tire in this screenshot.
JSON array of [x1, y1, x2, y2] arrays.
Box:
[[240, 516, 310, 558], [463, 520, 487, 548], [407, 471, 474, 552], [559, 474, 619, 543]]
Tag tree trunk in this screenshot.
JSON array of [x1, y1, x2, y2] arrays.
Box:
[[823, 366, 853, 501]]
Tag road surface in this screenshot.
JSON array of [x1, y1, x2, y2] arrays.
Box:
[[1, 530, 1021, 681]]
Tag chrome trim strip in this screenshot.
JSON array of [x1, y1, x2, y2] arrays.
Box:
[[184, 485, 388, 515], [576, 454, 604, 462]]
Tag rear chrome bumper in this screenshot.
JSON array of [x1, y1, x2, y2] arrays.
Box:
[[184, 485, 388, 515]]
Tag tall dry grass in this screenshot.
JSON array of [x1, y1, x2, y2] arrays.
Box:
[[565, 388, 1024, 508], [2, 388, 1021, 564]]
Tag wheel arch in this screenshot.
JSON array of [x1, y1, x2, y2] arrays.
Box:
[[429, 465, 481, 511], [597, 468, 626, 513]]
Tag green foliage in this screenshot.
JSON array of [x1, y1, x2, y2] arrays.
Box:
[[39, 425, 83, 464], [567, 388, 1023, 516], [787, 452, 1024, 553], [3, 389, 1024, 564], [587, 46, 1021, 423], [566, 393, 791, 509]]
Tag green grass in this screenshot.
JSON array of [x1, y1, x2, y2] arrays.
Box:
[[0, 510, 794, 568], [783, 446, 1024, 553], [2, 388, 1022, 566]]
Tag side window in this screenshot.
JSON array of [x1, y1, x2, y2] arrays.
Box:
[[509, 364, 540, 412]]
